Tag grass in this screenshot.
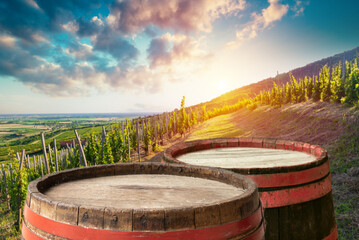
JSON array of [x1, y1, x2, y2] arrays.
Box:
[[0, 200, 19, 239], [187, 114, 250, 140], [327, 120, 359, 239]]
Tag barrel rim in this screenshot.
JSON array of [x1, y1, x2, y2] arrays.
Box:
[[163, 138, 328, 174], [26, 162, 260, 232]]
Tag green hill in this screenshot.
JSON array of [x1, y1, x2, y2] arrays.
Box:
[[197, 46, 359, 110]]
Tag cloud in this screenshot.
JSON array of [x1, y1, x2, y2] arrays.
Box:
[[76, 17, 104, 37], [0, 1, 48, 42], [62, 20, 79, 33], [0, 0, 221, 98], [0, 34, 17, 48], [0, 31, 159, 96], [0, 0, 112, 42], [148, 33, 210, 68], [24, 0, 42, 10], [65, 42, 93, 61], [148, 38, 171, 67], [0, 40, 41, 76], [108, 66, 164, 93], [227, 0, 288, 48], [93, 26, 139, 64], [108, 0, 245, 34], [292, 1, 308, 17]]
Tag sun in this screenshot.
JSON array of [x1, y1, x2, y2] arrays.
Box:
[[217, 80, 230, 95]]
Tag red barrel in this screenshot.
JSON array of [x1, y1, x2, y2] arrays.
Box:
[[23, 162, 264, 239], [163, 138, 337, 240]]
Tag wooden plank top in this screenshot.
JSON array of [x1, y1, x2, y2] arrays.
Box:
[[177, 147, 316, 168], [44, 174, 245, 209]]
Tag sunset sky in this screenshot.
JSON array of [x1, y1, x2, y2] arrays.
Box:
[[0, 0, 358, 114]]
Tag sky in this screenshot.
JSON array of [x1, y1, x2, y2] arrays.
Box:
[[0, 0, 359, 114]]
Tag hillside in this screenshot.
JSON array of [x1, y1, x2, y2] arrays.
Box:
[[185, 101, 359, 239], [198, 46, 359, 110]]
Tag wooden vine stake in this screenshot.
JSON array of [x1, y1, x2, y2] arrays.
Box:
[[126, 120, 130, 161], [19, 149, 25, 171], [33, 156, 36, 171], [154, 117, 158, 144], [53, 139, 59, 172], [165, 113, 169, 139], [16, 152, 21, 163], [136, 121, 140, 162], [40, 133, 50, 174], [142, 118, 145, 141], [40, 156, 44, 177], [74, 130, 87, 167], [18, 149, 26, 231], [27, 155, 30, 169], [48, 145, 53, 167], [101, 126, 106, 161]]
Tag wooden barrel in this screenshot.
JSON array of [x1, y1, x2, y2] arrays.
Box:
[[22, 162, 264, 240], [163, 138, 337, 240]]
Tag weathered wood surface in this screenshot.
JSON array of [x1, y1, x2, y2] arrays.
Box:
[[40, 132, 50, 174], [44, 174, 245, 209], [177, 147, 316, 168], [74, 130, 87, 166]]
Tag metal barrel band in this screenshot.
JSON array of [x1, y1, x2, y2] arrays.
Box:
[[246, 161, 330, 188], [323, 225, 338, 240], [259, 174, 332, 208], [242, 218, 265, 240], [22, 221, 45, 240], [24, 203, 264, 240]]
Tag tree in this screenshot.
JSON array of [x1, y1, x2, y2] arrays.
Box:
[[102, 135, 114, 164], [271, 82, 281, 107], [179, 96, 188, 136], [306, 76, 314, 99], [343, 68, 359, 105], [290, 74, 301, 103], [86, 133, 99, 165], [331, 63, 345, 103], [202, 104, 208, 121], [298, 80, 306, 102], [285, 82, 292, 104], [185, 109, 191, 130], [312, 75, 322, 102], [143, 124, 152, 153], [190, 108, 198, 126], [321, 65, 332, 102], [172, 111, 177, 133]]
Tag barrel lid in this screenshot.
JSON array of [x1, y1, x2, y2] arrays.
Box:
[[44, 174, 246, 209], [163, 138, 328, 174], [177, 147, 316, 169]]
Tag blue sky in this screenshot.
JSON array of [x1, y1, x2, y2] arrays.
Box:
[[0, 0, 358, 114]]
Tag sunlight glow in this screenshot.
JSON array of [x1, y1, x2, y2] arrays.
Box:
[[217, 80, 230, 95]]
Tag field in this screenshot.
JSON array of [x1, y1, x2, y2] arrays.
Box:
[[0, 113, 148, 163]]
